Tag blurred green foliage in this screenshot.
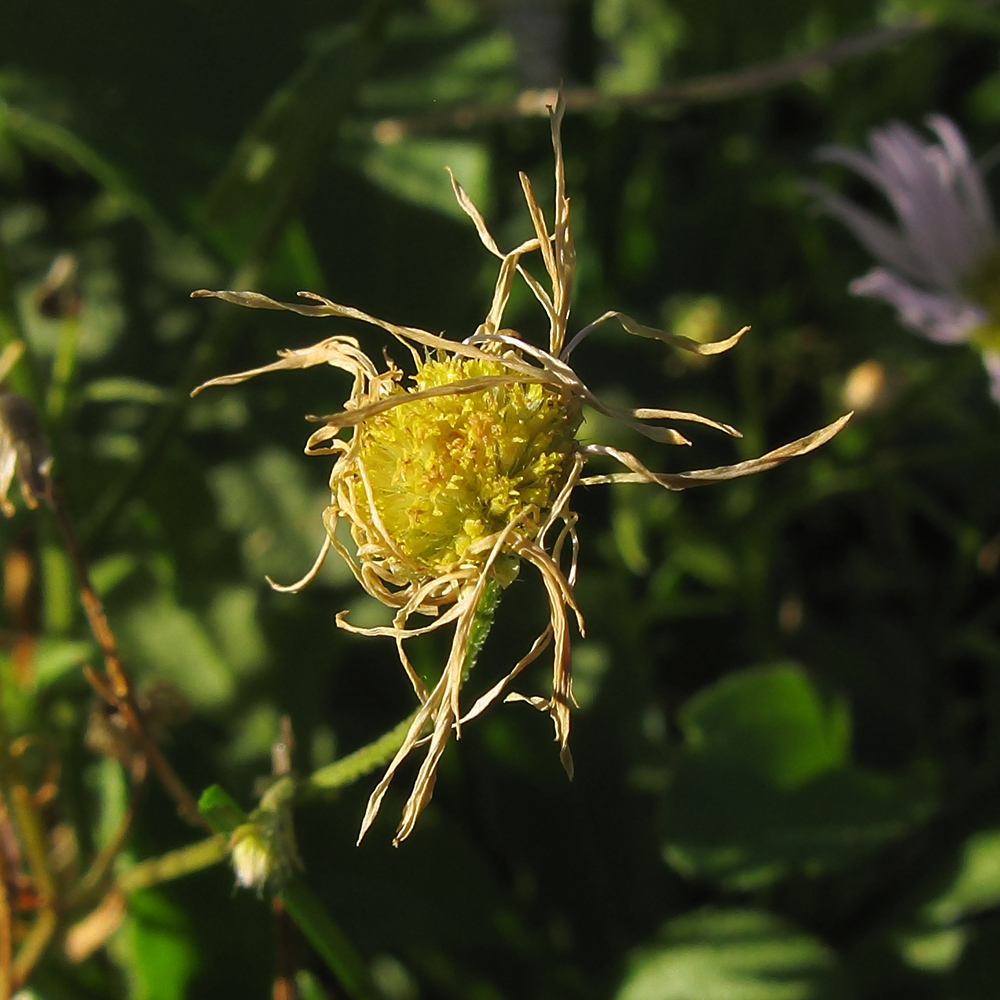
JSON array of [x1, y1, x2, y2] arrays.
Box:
[[3, 0, 1000, 997]]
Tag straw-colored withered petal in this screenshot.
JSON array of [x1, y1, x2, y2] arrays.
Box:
[[193, 92, 847, 843]]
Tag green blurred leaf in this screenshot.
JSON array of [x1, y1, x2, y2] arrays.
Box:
[[112, 890, 198, 1000], [662, 665, 936, 888], [200, 22, 382, 260], [362, 138, 489, 220], [924, 828, 1000, 926], [118, 596, 235, 708], [594, 0, 686, 94], [947, 916, 1000, 1000], [615, 909, 843, 1000], [32, 636, 93, 688], [198, 783, 248, 835], [208, 446, 350, 586], [297, 969, 334, 1000], [678, 664, 849, 788], [0, 95, 159, 225], [221, 702, 282, 767], [207, 586, 268, 678], [82, 377, 170, 404]]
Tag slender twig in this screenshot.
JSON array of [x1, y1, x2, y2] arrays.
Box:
[[372, 15, 935, 140], [273, 897, 297, 1000], [271, 717, 298, 1000], [48, 484, 205, 829], [10, 909, 55, 992], [8, 783, 56, 991], [0, 812, 13, 1000], [66, 775, 144, 911]]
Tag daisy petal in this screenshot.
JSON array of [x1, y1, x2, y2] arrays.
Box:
[[849, 268, 985, 345]]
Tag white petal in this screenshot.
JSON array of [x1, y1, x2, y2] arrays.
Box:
[[849, 268, 985, 344], [814, 119, 998, 298], [868, 124, 979, 288], [803, 180, 929, 284], [926, 115, 998, 251]]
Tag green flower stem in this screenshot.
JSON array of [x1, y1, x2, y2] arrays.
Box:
[[117, 835, 230, 894], [197, 785, 386, 999], [299, 712, 417, 798], [279, 878, 388, 1000], [463, 576, 502, 677], [301, 579, 503, 799]]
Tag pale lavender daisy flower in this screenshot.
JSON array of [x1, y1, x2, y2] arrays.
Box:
[[808, 116, 1000, 401]]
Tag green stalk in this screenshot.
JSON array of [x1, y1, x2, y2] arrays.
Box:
[[302, 580, 503, 797], [463, 577, 503, 678], [300, 713, 416, 798], [117, 836, 229, 894], [46, 314, 82, 423], [279, 879, 387, 1000]]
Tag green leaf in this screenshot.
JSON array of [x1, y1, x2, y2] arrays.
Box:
[[615, 909, 843, 1000], [111, 890, 198, 1000], [662, 665, 935, 888], [362, 138, 490, 220], [924, 828, 1000, 926], [198, 784, 248, 835], [117, 596, 236, 708], [663, 761, 934, 889], [678, 663, 850, 788], [200, 22, 381, 260]]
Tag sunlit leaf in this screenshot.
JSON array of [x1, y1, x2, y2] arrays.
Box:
[[362, 139, 490, 220], [616, 909, 843, 1000]]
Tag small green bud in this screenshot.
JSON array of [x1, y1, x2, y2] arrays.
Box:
[[229, 780, 301, 895], [229, 822, 275, 894]]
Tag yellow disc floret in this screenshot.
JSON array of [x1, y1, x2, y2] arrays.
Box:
[[357, 355, 581, 577]]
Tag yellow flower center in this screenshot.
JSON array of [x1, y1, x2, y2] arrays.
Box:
[[965, 247, 1000, 352], [357, 356, 581, 577]]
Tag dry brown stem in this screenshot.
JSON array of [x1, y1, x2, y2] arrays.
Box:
[[49, 484, 205, 829], [373, 16, 933, 140]]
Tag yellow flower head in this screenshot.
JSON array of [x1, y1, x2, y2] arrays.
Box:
[[193, 94, 848, 845], [356, 355, 581, 578]]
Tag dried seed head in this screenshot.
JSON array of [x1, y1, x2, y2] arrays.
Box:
[[193, 92, 849, 845]]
